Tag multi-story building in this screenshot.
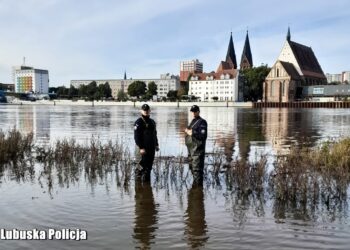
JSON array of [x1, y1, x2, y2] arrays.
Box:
[[13, 66, 49, 93], [189, 33, 239, 102], [70, 73, 180, 99], [326, 73, 342, 83], [180, 59, 203, 82], [343, 71, 350, 83]]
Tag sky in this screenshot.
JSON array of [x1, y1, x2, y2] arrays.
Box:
[[0, 0, 349, 86]]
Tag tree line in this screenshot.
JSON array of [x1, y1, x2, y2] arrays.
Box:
[[49, 81, 112, 100], [50, 66, 270, 102]]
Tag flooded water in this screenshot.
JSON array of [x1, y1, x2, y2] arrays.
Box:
[[1, 105, 350, 249]]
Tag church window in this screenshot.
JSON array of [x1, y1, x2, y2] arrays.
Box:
[[270, 81, 274, 96]]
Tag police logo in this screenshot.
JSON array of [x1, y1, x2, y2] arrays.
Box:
[[134, 125, 138, 130], [201, 129, 206, 134]]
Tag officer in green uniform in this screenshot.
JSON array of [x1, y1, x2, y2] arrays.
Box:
[[185, 105, 207, 186], [134, 104, 159, 181]]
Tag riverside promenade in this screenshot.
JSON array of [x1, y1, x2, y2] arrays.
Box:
[[6, 99, 253, 108]]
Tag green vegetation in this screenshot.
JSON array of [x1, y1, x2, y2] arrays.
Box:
[[50, 81, 112, 100], [2, 128, 350, 209], [240, 65, 270, 101], [127, 81, 147, 99]]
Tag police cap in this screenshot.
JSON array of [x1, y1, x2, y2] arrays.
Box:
[[190, 105, 200, 112], [141, 104, 150, 111]]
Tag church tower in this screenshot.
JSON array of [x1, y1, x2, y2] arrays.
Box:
[[226, 32, 237, 69], [240, 31, 253, 70]]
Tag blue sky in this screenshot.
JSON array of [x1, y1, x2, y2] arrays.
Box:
[[0, 0, 349, 86]]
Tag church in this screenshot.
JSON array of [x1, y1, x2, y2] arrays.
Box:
[[263, 28, 327, 102]]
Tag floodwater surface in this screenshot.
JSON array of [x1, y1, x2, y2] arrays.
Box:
[[1, 105, 350, 249]]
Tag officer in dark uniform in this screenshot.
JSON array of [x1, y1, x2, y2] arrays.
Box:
[[185, 105, 207, 186], [134, 104, 159, 181]]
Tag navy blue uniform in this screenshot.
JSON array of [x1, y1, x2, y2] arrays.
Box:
[[134, 115, 159, 180], [185, 116, 207, 185]]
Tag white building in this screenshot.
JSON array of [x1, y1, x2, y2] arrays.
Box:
[[189, 60, 239, 102], [189, 71, 239, 102], [14, 66, 49, 93], [342, 71, 350, 83], [326, 73, 342, 83], [157, 73, 179, 97], [70, 74, 180, 99]]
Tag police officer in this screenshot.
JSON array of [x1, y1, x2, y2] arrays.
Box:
[[134, 104, 159, 181], [185, 105, 207, 186]]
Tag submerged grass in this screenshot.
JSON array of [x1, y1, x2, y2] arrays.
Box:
[[1, 128, 350, 211]]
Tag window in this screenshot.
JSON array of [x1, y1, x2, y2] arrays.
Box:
[[270, 81, 274, 96], [276, 68, 279, 77]]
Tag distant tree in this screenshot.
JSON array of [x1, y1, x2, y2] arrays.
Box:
[[241, 65, 270, 101], [330, 81, 341, 85], [87, 81, 97, 100], [177, 87, 187, 100], [49, 87, 58, 93], [147, 81, 157, 96], [57, 86, 69, 98], [344, 80, 349, 84], [68, 85, 78, 99], [104, 82, 112, 98], [167, 90, 177, 101], [117, 90, 128, 101], [127, 81, 146, 99], [78, 85, 88, 98]]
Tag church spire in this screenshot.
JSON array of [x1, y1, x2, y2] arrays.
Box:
[[287, 26, 291, 41], [124, 71, 127, 80], [240, 30, 253, 69], [226, 32, 237, 69]]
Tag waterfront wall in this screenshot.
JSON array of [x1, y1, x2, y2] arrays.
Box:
[[6, 99, 253, 108], [254, 102, 350, 108]]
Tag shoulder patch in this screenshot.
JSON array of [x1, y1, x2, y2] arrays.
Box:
[[201, 129, 206, 134]]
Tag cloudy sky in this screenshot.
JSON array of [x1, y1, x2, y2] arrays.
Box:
[[0, 0, 349, 86]]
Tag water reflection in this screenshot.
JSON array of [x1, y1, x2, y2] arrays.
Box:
[[133, 181, 158, 249], [184, 186, 208, 249], [262, 108, 321, 153]]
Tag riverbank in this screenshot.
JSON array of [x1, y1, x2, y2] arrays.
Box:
[[3, 99, 253, 108]]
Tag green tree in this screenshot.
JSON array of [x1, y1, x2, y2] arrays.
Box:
[[57, 86, 69, 98], [147, 81, 157, 96], [78, 85, 88, 98], [241, 65, 270, 101], [87, 81, 97, 100], [127, 81, 146, 99], [167, 90, 177, 101], [68, 85, 78, 99], [104, 82, 112, 98], [117, 90, 128, 101], [48, 87, 58, 93]]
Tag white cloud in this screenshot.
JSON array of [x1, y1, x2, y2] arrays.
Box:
[[0, 0, 349, 85]]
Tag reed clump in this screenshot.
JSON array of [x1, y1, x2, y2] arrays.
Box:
[[0, 128, 33, 165], [1, 128, 350, 210], [270, 138, 350, 207]]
